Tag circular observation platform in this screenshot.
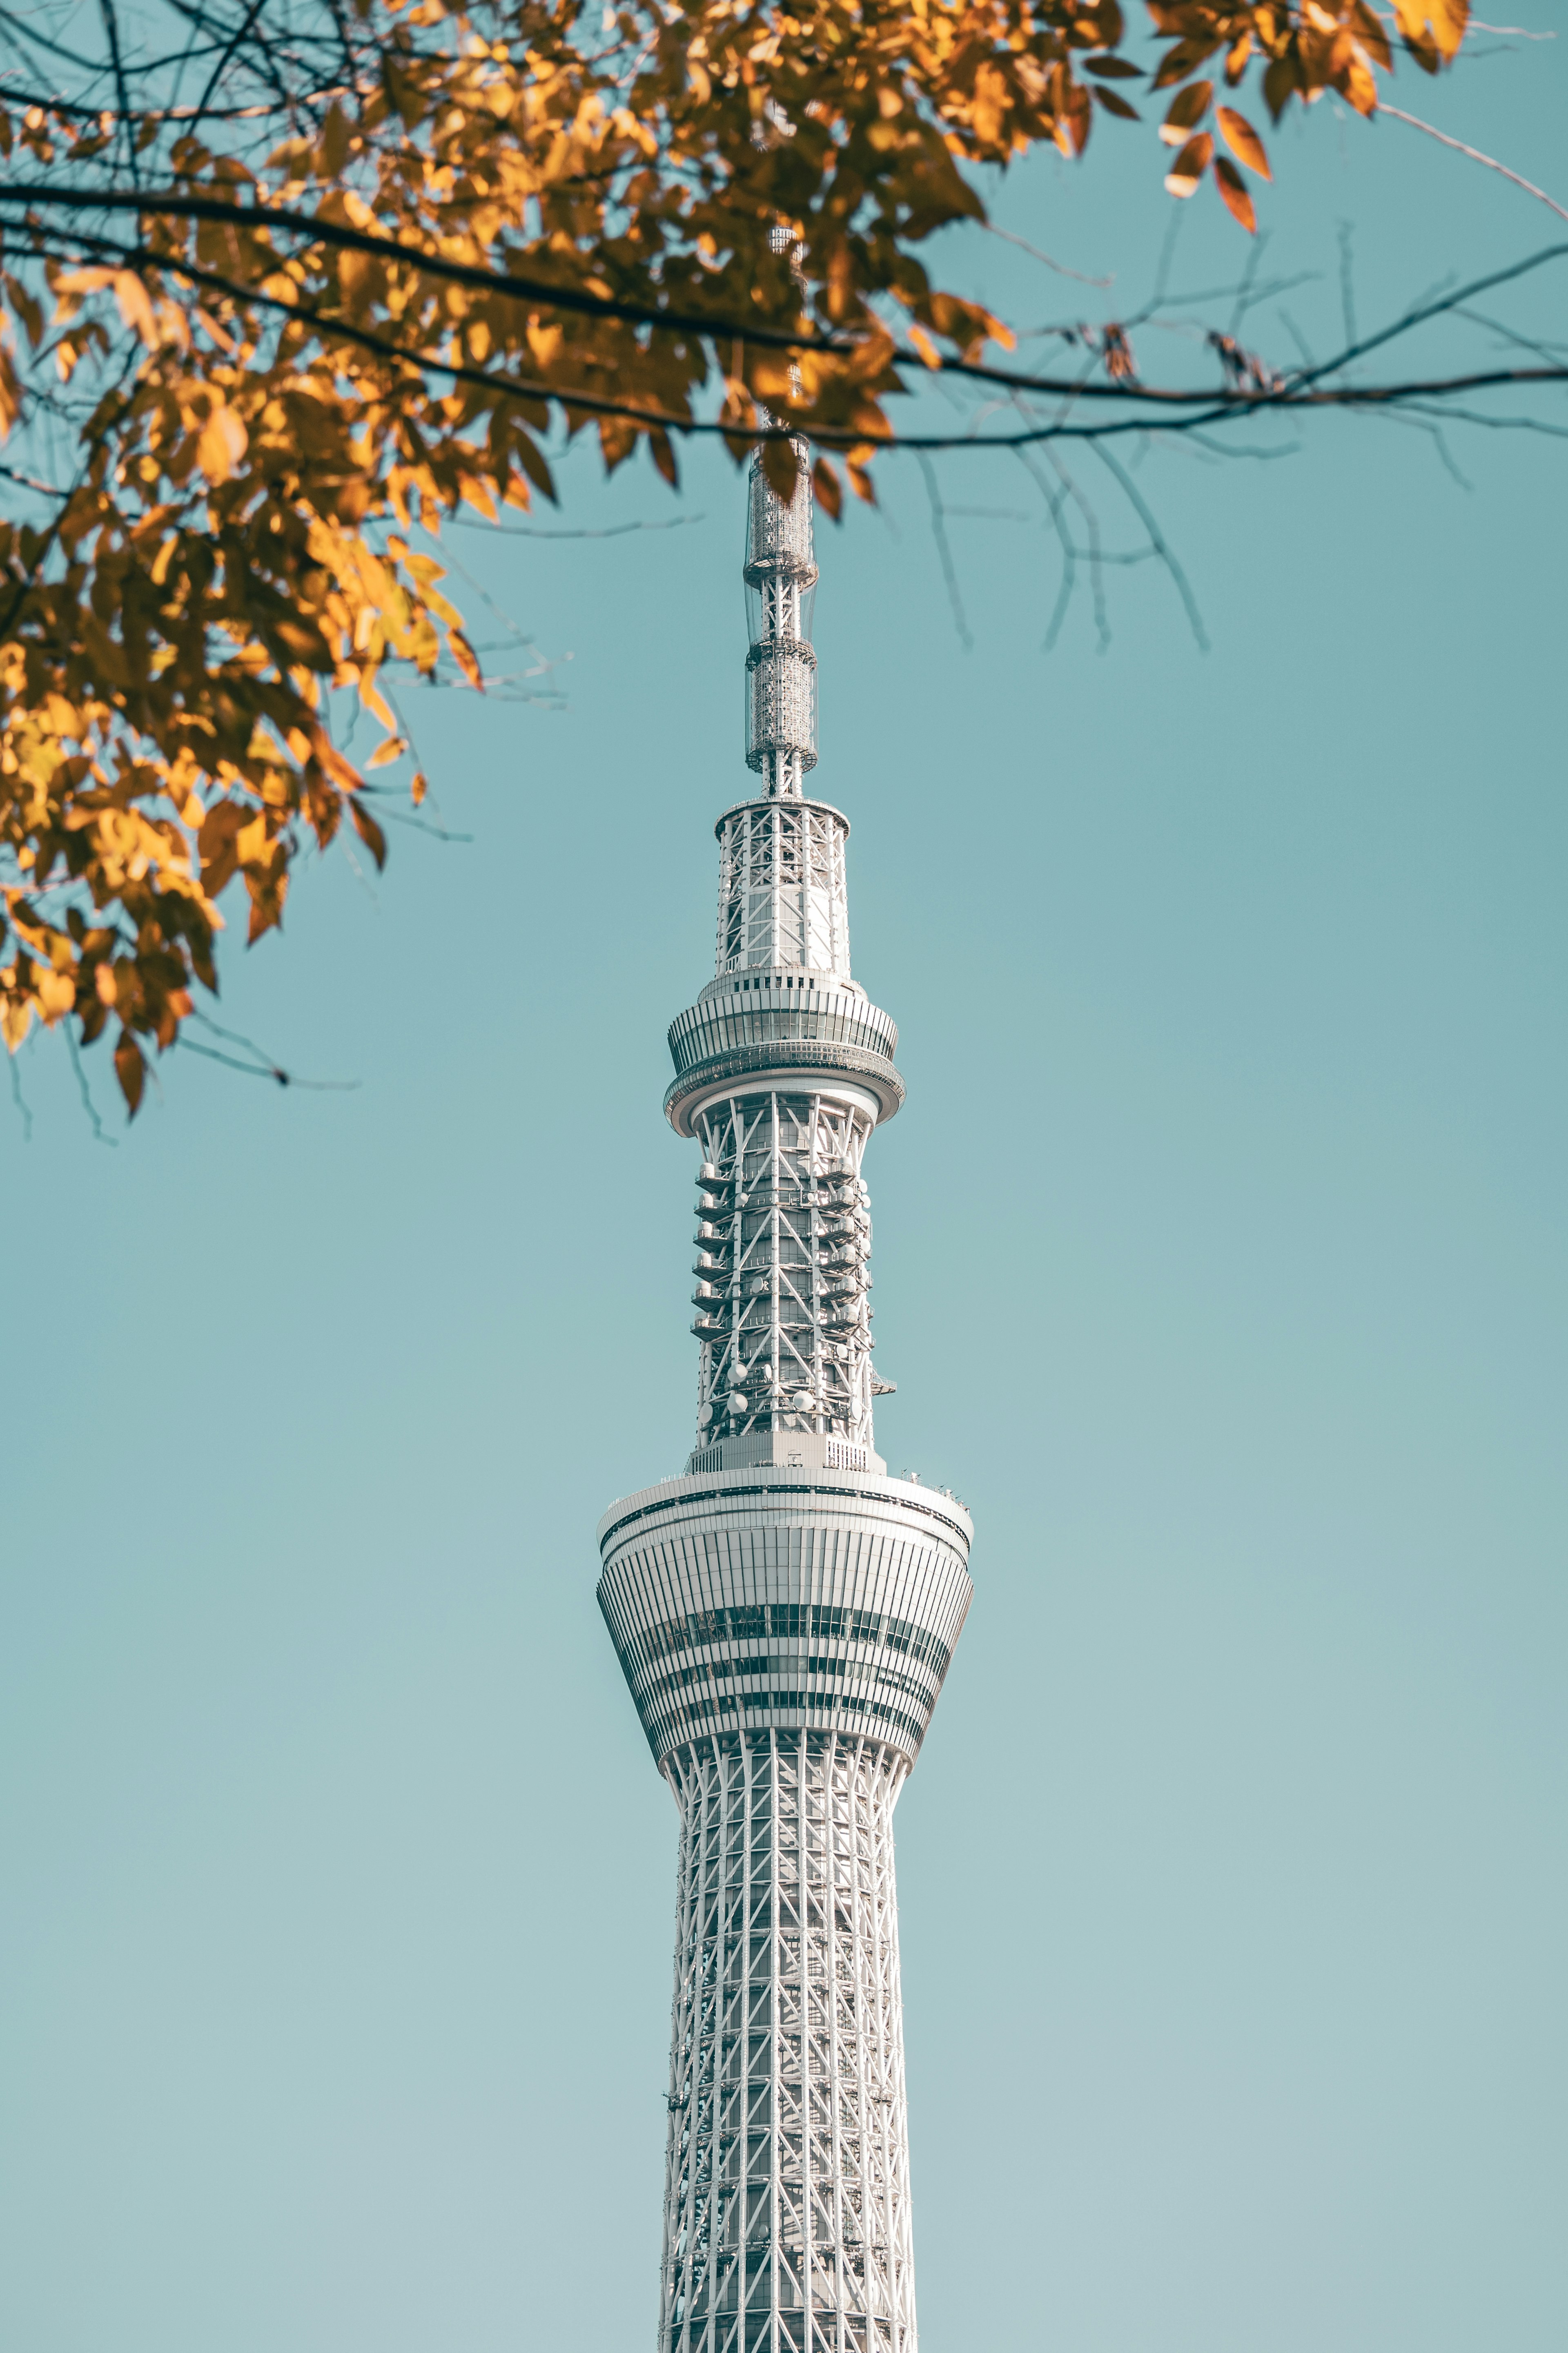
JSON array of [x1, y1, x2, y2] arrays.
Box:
[[597, 1465, 973, 1773], [664, 982, 904, 1136]]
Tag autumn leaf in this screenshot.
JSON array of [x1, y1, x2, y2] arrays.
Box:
[[1213, 155, 1258, 232], [196, 404, 248, 484], [114, 1033, 146, 1115], [1160, 80, 1213, 145], [1165, 132, 1214, 198], [1393, 0, 1469, 59], [347, 796, 388, 870], [0, 0, 1479, 1108], [1216, 107, 1271, 179], [762, 436, 801, 505], [811, 457, 844, 521]]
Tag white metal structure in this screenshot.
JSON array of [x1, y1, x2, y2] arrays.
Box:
[[599, 435, 972, 2353]]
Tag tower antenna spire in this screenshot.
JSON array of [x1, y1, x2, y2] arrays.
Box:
[[744, 206, 819, 801]]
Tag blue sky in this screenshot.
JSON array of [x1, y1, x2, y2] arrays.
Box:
[[3, 30, 1566, 2353]]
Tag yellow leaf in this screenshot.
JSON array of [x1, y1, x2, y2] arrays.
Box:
[[196, 405, 248, 486], [1394, 0, 1468, 55], [113, 272, 157, 344], [366, 734, 408, 769], [35, 967, 75, 1019], [907, 325, 942, 370], [1216, 107, 1271, 179]]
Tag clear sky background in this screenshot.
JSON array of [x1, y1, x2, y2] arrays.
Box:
[[3, 30, 1566, 2353]]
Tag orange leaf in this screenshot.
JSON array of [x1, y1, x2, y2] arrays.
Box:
[[449, 632, 483, 690], [1216, 106, 1271, 179], [366, 734, 407, 769], [1164, 131, 1213, 197], [1212, 156, 1257, 232], [811, 457, 843, 521]]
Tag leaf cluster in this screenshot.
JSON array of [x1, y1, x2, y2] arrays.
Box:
[[0, 0, 1468, 1108]]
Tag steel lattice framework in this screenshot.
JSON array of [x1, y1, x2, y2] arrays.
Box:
[[599, 433, 972, 2353]]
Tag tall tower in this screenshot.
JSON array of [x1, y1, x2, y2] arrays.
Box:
[[597, 432, 973, 2353]]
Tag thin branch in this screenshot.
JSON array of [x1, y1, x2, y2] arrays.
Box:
[[8, 1049, 32, 1140], [9, 203, 1568, 431], [185, 1009, 360, 1087], [979, 222, 1112, 288], [1379, 106, 1568, 226], [1090, 442, 1209, 652], [915, 453, 972, 650], [65, 1024, 118, 1142], [450, 513, 706, 539]]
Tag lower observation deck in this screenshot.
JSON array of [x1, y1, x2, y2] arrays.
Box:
[[597, 1467, 973, 1773]]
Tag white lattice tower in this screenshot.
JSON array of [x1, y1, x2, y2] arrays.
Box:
[[599, 396, 972, 2353]]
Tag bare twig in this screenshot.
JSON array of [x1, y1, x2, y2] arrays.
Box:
[[980, 222, 1112, 289], [915, 453, 972, 650], [65, 1024, 117, 1142], [7, 1050, 32, 1140], [185, 1010, 360, 1088], [1379, 106, 1568, 226]]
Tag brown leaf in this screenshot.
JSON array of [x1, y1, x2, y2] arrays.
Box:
[[1164, 131, 1214, 198], [1160, 80, 1213, 145], [1216, 106, 1270, 179], [348, 795, 388, 870], [198, 798, 247, 897], [114, 1033, 145, 1116], [812, 457, 843, 521], [761, 436, 800, 504], [1212, 156, 1257, 233], [1094, 86, 1142, 121], [1350, 0, 1394, 68]]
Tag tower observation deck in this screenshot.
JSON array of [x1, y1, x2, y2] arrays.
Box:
[[598, 427, 973, 2353]]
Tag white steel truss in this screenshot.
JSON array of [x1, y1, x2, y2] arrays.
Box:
[[691, 1091, 876, 1454], [716, 800, 851, 979], [660, 1731, 916, 2353]]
